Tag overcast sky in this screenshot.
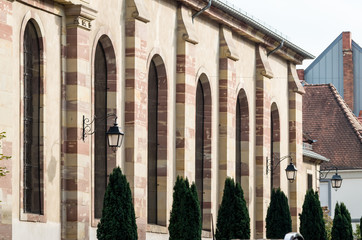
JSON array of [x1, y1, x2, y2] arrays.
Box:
[[221, 0, 362, 69]]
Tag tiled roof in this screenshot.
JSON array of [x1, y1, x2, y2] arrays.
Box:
[[303, 84, 362, 170]]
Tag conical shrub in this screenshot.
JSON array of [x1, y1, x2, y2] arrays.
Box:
[[215, 177, 250, 240], [299, 189, 326, 240], [332, 202, 353, 240], [97, 167, 138, 240], [169, 176, 201, 240], [266, 188, 292, 239]]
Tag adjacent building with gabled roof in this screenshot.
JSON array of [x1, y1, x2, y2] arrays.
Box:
[[303, 83, 362, 226], [299, 32, 362, 118]]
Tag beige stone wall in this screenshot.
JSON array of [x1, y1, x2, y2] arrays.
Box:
[[0, 0, 312, 239], [5, 1, 62, 239]]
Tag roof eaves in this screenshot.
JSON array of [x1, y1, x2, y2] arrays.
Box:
[[211, 0, 315, 60], [327, 84, 362, 143], [303, 149, 330, 162]]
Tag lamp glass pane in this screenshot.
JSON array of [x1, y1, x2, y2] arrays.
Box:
[[286, 170, 295, 181], [332, 178, 342, 188], [108, 134, 120, 147]]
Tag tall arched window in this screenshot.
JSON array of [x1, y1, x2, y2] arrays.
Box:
[[148, 60, 158, 224], [147, 56, 168, 226], [93, 36, 117, 219], [195, 80, 204, 214], [195, 76, 212, 230], [94, 42, 108, 219], [23, 21, 43, 214], [270, 103, 280, 191], [236, 89, 249, 203]]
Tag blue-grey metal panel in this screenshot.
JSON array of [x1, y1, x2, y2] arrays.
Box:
[[305, 34, 344, 96], [353, 41, 362, 116]]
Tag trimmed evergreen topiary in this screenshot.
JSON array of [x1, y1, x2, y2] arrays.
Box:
[[360, 217, 362, 239], [340, 203, 353, 240], [266, 188, 292, 239], [169, 176, 201, 240], [332, 202, 353, 240], [215, 177, 250, 240], [97, 167, 138, 240], [299, 189, 326, 240]]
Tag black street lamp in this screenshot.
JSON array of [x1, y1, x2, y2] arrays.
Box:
[[319, 167, 343, 190], [106, 121, 124, 150], [82, 113, 124, 151], [266, 154, 298, 191], [285, 162, 298, 183]]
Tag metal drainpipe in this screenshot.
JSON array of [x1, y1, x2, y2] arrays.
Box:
[[267, 39, 285, 57], [192, 0, 213, 22]]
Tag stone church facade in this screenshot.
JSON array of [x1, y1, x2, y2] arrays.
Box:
[[0, 0, 314, 239]]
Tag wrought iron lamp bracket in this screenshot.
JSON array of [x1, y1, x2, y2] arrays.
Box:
[[319, 167, 338, 180], [266, 153, 294, 175], [82, 113, 118, 142]]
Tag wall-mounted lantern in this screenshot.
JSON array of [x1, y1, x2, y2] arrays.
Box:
[[266, 154, 298, 187], [319, 167, 343, 190], [82, 113, 124, 151]]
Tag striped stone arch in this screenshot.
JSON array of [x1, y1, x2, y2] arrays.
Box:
[[91, 34, 118, 220], [19, 13, 47, 223], [195, 73, 212, 231], [270, 102, 281, 191], [147, 54, 168, 226], [236, 88, 250, 204]]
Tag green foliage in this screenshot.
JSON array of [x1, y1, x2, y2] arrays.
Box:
[[299, 189, 327, 240], [169, 176, 201, 240], [322, 207, 333, 240], [97, 167, 137, 240], [215, 178, 250, 240], [360, 217, 362, 239], [331, 202, 353, 240], [0, 132, 11, 177], [265, 188, 292, 239], [353, 224, 361, 240], [340, 203, 353, 240]]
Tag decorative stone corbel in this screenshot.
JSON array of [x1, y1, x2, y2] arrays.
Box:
[[65, 4, 97, 31], [130, 0, 150, 23], [288, 63, 305, 94], [220, 26, 239, 61], [256, 45, 273, 79], [178, 5, 198, 44]]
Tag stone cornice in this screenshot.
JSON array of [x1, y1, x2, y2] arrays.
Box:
[[65, 4, 97, 30], [177, 0, 308, 64]]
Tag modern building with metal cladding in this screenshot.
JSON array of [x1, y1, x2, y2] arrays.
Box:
[[0, 0, 316, 239], [303, 32, 362, 117]]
